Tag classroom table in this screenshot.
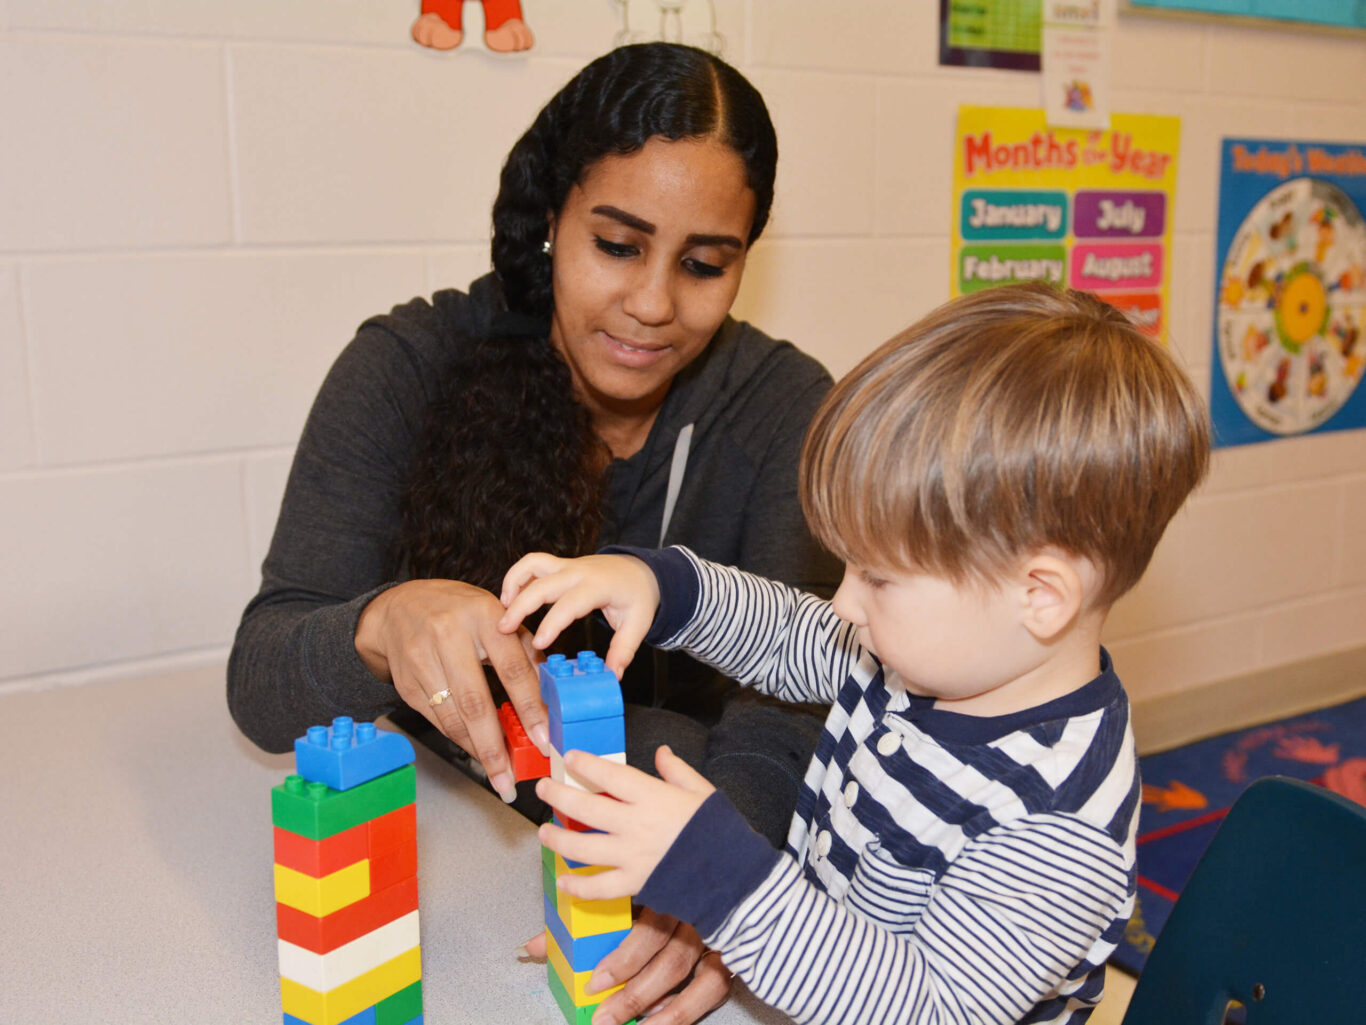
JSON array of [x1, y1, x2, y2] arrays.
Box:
[[0, 664, 790, 1024]]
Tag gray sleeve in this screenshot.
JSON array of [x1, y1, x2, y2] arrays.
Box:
[[226, 322, 433, 753]]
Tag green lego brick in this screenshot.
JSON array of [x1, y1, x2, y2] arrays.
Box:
[[273, 764, 416, 840], [375, 979, 422, 1025], [547, 963, 638, 1025], [542, 843, 557, 902], [548, 962, 592, 1025]]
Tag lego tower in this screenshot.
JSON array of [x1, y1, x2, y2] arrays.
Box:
[[272, 717, 424, 1025], [502, 651, 635, 1025]]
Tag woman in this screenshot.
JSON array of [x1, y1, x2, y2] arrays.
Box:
[[229, 43, 839, 1025]]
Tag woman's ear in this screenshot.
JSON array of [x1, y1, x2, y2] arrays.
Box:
[[1017, 551, 1086, 642]]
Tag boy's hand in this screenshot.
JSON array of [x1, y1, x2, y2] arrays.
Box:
[[499, 553, 660, 679], [534, 745, 714, 899]]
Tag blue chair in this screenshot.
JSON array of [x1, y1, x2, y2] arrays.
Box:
[[1121, 776, 1366, 1024]]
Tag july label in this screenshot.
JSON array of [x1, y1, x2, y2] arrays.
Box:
[[1073, 190, 1165, 238]]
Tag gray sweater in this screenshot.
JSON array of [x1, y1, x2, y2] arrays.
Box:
[[228, 275, 841, 754]]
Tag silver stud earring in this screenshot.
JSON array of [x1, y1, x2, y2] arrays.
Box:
[[542, 239, 553, 256]]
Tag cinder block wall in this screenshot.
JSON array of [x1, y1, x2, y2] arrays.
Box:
[[2, 2, 1364, 711]]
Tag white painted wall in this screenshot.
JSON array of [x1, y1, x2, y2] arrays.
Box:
[[2, 1, 1363, 708]]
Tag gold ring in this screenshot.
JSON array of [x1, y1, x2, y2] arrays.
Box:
[[428, 688, 452, 707]]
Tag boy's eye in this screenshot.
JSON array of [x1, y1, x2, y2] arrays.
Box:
[[860, 570, 888, 590], [595, 237, 637, 258]]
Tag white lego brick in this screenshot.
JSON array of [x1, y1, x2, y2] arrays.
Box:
[[550, 747, 626, 794], [277, 910, 420, 992]]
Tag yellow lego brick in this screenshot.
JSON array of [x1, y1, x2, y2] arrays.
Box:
[[281, 944, 421, 1025], [553, 852, 608, 878], [274, 859, 371, 917], [546, 930, 625, 1006], [555, 887, 633, 937]]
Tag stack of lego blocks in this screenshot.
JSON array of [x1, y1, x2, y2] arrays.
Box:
[[272, 717, 423, 1025], [540, 652, 635, 1025]]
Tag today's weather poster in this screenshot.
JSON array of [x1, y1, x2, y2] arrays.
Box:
[[951, 105, 1180, 345], [1211, 138, 1366, 447]]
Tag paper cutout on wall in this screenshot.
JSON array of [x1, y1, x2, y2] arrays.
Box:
[[615, 1, 724, 56], [412, 0, 534, 53]]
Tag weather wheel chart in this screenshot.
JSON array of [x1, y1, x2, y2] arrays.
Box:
[[1212, 139, 1366, 446]]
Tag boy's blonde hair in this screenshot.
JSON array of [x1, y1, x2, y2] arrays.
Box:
[[801, 283, 1210, 607]]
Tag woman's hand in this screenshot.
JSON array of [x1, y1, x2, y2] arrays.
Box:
[[519, 909, 733, 1025], [355, 578, 549, 802], [499, 552, 660, 679]]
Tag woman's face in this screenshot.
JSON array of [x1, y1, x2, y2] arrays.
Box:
[[547, 135, 757, 426]]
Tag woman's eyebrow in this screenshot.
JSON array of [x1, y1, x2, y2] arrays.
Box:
[[592, 205, 743, 249]]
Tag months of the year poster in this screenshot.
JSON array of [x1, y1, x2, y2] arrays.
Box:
[[951, 106, 1179, 344]]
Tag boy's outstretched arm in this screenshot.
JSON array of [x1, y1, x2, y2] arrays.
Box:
[[545, 752, 1131, 1025], [498, 552, 660, 678]]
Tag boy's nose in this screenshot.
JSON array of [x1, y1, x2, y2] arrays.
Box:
[[831, 571, 862, 625]]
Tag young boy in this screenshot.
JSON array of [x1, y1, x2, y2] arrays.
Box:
[[498, 283, 1210, 1025]]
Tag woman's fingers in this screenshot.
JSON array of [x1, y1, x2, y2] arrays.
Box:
[[479, 621, 550, 756], [358, 579, 544, 802], [517, 930, 547, 959], [587, 914, 730, 1025], [584, 906, 673, 994], [427, 640, 519, 802], [637, 949, 733, 1025]]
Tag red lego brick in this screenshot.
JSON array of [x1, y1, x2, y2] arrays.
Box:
[[369, 839, 418, 893], [274, 821, 369, 878], [369, 803, 416, 856], [499, 702, 550, 781], [555, 810, 594, 833], [276, 875, 420, 955]]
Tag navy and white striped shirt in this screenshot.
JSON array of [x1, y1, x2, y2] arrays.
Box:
[[629, 547, 1138, 1025]]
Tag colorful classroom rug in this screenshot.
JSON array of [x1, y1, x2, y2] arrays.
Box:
[[1111, 694, 1366, 976]]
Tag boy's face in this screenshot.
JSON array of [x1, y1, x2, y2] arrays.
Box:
[[831, 561, 1033, 708]]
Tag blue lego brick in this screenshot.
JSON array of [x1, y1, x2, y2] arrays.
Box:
[[539, 653, 623, 726], [294, 718, 415, 792], [544, 893, 630, 970], [541, 653, 625, 772], [550, 715, 626, 759], [285, 1007, 376, 1025]]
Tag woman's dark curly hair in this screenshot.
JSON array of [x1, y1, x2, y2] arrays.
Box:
[[395, 43, 778, 591]]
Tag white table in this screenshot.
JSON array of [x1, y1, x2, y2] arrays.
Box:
[[0, 665, 790, 1024]]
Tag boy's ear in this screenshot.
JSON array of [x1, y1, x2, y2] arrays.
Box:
[[1016, 551, 1085, 642]]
